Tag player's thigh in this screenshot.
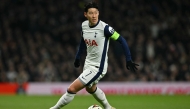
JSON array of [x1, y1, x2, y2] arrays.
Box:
[[67, 78, 85, 93]]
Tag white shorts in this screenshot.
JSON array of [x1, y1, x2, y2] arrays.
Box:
[[78, 65, 106, 88]]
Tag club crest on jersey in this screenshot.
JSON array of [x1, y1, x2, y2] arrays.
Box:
[[94, 32, 97, 38], [84, 39, 98, 46], [108, 26, 115, 34]]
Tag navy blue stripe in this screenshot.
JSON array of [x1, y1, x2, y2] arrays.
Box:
[[86, 37, 109, 86], [104, 25, 113, 38], [75, 37, 86, 59]]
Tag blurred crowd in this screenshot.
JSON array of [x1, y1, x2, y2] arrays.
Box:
[[0, 0, 190, 83]]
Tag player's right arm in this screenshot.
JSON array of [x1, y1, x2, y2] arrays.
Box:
[[75, 37, 86, 59], [74, 36, 86, 68]]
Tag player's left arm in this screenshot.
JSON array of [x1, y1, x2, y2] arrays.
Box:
[[104, 25, 139, 72]]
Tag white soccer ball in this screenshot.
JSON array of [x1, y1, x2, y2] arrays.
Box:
[[88, 104, 102, 109]]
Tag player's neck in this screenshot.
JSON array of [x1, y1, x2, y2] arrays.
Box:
[[89, 20, 99, 27]]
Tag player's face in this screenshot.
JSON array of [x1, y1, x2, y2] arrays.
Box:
[[84, 8, 99, 26]]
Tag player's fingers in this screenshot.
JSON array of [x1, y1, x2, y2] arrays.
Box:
[[132, 65, 138, 72], [134, 66, 138, 70], [127, 66, 130, 70], [131, 67, 135, 72], [135, 64, 139, 66]]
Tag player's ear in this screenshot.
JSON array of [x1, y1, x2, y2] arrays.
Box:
[[84, 12, 87, 17]]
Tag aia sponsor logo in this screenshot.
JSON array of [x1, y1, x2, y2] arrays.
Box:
[[84, 39, 98, 46]]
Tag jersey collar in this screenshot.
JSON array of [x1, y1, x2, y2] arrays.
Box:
[[89, 20, 100, 28]]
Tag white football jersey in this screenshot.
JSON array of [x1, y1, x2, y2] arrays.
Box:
[[81, 20, 119, 74]]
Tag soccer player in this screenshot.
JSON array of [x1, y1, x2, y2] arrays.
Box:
[[50, 1, 139, 109]]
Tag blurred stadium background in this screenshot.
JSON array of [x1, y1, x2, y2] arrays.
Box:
[[1, 0, 190, 84], [0, 0, 190, 108]]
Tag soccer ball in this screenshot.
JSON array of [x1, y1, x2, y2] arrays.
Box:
[[88, 104, 102, 109]]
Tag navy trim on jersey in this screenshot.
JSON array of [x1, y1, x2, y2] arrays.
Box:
[[104, 25, 113, 38], [86, 37, 109, 86], [75, 37, 86, 59], [89, 20, 100, 28]]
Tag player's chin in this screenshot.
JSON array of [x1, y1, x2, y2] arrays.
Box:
[[92, 20, 98, 25]]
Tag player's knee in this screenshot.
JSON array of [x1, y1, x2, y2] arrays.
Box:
[[86, 88, 91, 93], [67, 87, 77, 94], [86, 86, 97, 94]]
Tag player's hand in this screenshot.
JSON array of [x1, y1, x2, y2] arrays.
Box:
[[126, 60, 139, 72], [74, 59, 80, 68]]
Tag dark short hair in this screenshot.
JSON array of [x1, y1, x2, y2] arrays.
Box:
[[84, 1, 99, 12]]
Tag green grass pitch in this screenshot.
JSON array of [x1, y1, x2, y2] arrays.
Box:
[[0, 95, 190, 109]]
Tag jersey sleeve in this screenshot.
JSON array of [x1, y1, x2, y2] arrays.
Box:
[[75, 28, 86, 59], [75, 37, 86, 59], [117, 36, 132, 61], [104, 25, 120, 40], [104, 25, 132, 61]]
